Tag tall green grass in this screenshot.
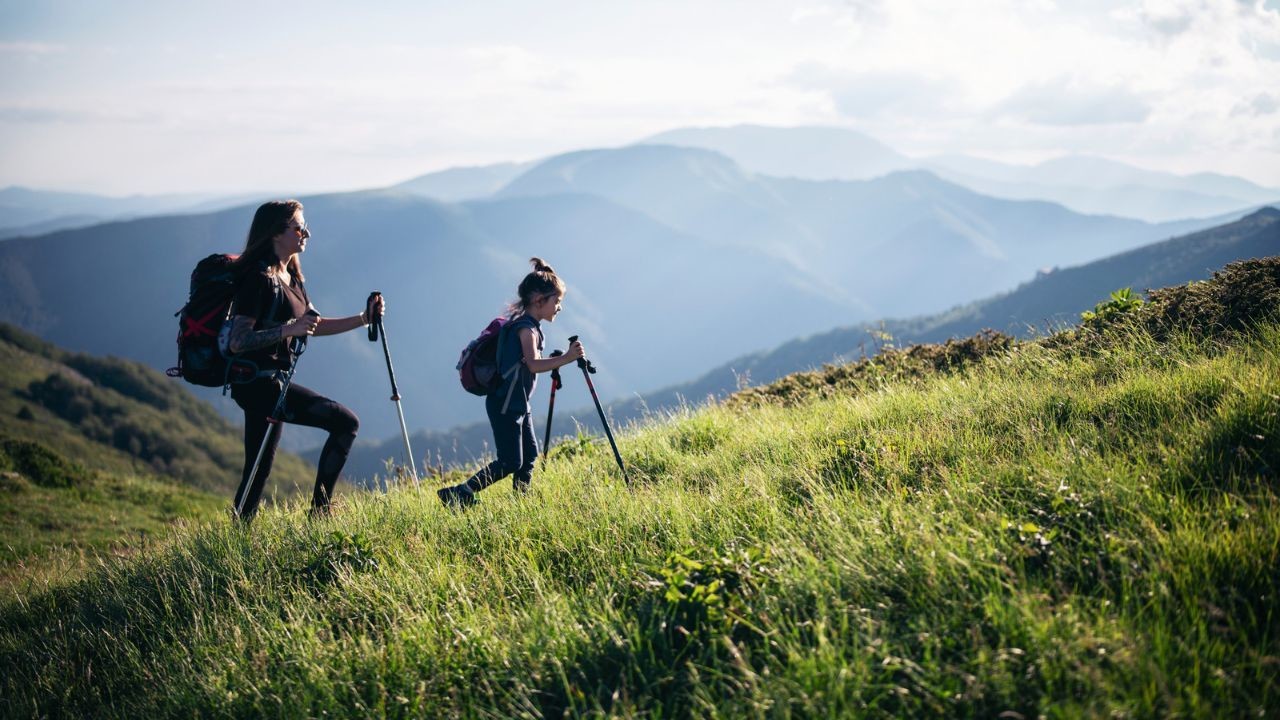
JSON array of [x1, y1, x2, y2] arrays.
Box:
[[2, 320, 1278, 718]]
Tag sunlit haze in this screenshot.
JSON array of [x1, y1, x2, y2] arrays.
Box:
[[2, 0, 1279, 195]]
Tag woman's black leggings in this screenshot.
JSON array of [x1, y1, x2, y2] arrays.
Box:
[[231, 377, 359, 520]]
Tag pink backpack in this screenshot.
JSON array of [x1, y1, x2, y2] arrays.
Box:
[[456, 317, 510, 395]]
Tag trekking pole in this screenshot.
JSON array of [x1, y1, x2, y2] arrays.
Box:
[[568, 335, 628, 483], [235, 335, 307, 520], [368, 292, 419, 487], [541, 350, 564, 466]]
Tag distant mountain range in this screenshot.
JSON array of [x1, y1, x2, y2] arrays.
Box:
[[334, 207, 1279, 482], [495, 144, 1229, 316], [4, 125, 1277, 464], [640, 125, 912, 181], [0, 186, 276, 240], [0, 143, 1241, 450], [10, 126, 1277, 236], [922, 155, 1279, 223], [0, 185, 848, 450], [637, 125, 1280, 223], [392, 162, 532, 202], [389, 126, 1279, 224]]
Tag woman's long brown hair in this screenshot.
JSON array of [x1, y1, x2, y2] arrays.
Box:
[[234, 199, 305, 282]]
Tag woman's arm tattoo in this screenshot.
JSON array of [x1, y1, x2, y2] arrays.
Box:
[[227, 315, 284, 354]]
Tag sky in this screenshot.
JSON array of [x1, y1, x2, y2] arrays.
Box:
[[2, 0, 1279, 195]]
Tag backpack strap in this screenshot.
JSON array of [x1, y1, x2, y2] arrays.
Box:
[[224, 265, 284, 329], [216, 269, 284, 395], [498, 316, 538, 414], [495, 320, 512, 374], [259, 271, 284, 330], [218, 269, 282, 348], [499, 357, 523, 414]]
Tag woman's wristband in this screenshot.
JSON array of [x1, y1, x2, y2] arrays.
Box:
[[360, 310, 369, 326]]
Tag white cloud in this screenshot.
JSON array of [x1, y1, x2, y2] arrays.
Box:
[[760, 0, 1280, 183], [1127, 0, 1199, 36], [994, 77, 1151, 126], [785, 64, 953, 119], [0, 104, 156, 124], [2, 0, 1279, 192], [789, 0, 885, 27], [1116, 0, 1280, 51], [0, 42, 66, 54], [1232, 92, 1280, 115], [463, 45, 577, 91]]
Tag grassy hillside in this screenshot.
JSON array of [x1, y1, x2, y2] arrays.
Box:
[[0, 324, 314, 588], [0, 442, 225, 590], [341, 207, 1278, 480], [1, 260, 1277, 717]]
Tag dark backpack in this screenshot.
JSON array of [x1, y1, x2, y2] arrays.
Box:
[[456, 317, 510, 395], [167, 253, 267, 388]]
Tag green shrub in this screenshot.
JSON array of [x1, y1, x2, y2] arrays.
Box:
[[649, 543, 771, 641], [65, 355, 173, 411], [731, 329, 1015, 407], [0, 322, 63, 360], [301, 530, 381, 587], [1080, 287, 1144, 327], [0, 436, 87, 488]]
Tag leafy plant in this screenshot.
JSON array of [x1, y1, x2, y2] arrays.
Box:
[[653, 544, 770, 636], [823, 435, 885, 487], [303, 530, 380, 586], [1080, 287, 1144, 326], [545, 430, 599, 462]]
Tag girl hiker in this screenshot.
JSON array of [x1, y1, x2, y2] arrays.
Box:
[[438, 258, 585, 507], [227, 199, 383, 522]]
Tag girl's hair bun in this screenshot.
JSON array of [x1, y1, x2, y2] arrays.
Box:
[[530, 256, 555, 274]]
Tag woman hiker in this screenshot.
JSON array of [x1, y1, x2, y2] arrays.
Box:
[[226, 199, 382, 522]]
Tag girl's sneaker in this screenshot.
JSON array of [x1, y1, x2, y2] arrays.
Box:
[[437, 484, 477, 508]]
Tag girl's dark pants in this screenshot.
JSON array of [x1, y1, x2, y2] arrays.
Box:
[[231, 377, 359, 520], [465, 391, 538, 493]]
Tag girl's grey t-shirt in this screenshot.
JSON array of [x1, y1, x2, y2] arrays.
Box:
[[493, 314, 543, 415]]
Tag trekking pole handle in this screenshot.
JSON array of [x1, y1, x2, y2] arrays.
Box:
[[566, 335, 597, 374], [366, 291, 381, 342]]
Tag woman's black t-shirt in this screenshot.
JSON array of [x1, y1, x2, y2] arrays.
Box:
[[231, 269, 312, 371]]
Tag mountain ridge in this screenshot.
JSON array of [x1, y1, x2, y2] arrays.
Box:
[[632, 125, 1279, 222]]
